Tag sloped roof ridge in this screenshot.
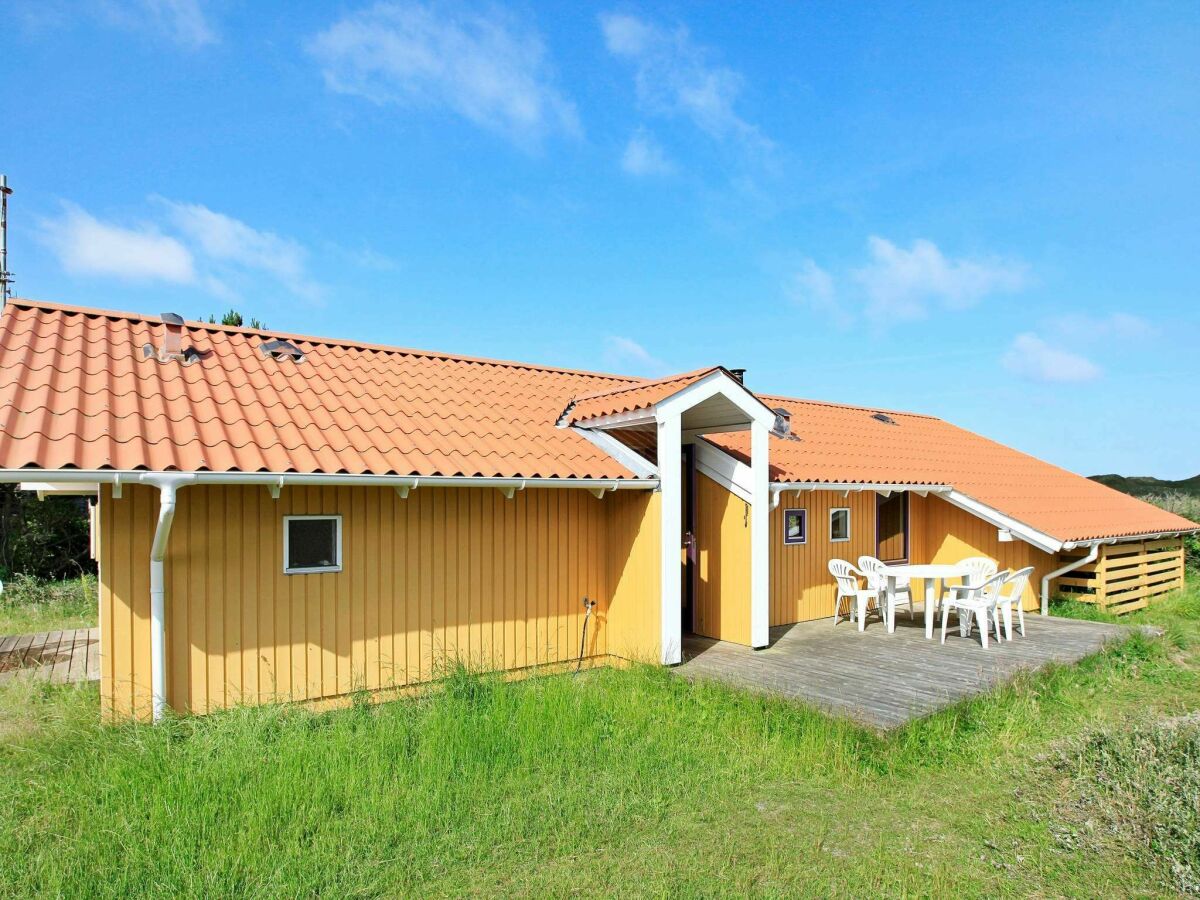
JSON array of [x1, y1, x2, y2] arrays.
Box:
[[8, 297, 643, 382], [569, 365, 720, 405]]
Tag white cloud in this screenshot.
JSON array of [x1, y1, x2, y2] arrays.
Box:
[[1044, 311, 1155, 342], [101, 0, 217, 48], [621, 128, 674, 176], [38, 203, 195, 283], [158, 199, 320, 301], [39, 198, 321, 302], [786, 259, 849, 326], [603, 336, 671, 377], [854, 236, 1029, 324], [599, 11, 769, 153], [309, 2, 580, 149], [1002, 333, 1102, 383]]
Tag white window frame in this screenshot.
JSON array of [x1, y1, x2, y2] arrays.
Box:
[[783, 508, 807, 546], [830, 507, 851, 543], [283, 514, 343, 575]]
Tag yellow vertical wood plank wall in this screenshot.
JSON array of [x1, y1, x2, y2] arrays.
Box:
[[100, 484, 661, 720], [768, 490, 1054, 626], [693, 472, 752, 645], [604, 490, 662, 662], [768, 490, 878, 625], [908, 494, 1052, 611]]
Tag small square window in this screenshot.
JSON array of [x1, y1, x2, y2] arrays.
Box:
[[284, 515, 342, 574], [783, 508, 807, 545], [830, 508, 850, 542]]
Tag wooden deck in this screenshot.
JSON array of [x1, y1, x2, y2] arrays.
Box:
[[678, 612, 1132, 729], [0, 628, 100, 685]]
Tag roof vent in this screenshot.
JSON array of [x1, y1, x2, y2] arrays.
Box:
[[260, 339, 305, 363], [142, 312, 201, 365], [727, 368, 746, 384], [772, 407, 791, 437], [871, 412, 897, 426]]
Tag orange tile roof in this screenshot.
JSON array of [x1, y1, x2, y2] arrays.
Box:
[[707, 396, 1199, 543], [563, 367, 720, 424], [1, 299, 1193, 544], [0, 299, 644, 479]]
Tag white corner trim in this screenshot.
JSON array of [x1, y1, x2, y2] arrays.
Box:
[[571, 426, 659, 479], [693, 439, 753, 503], [943, 490, 1063, 554]]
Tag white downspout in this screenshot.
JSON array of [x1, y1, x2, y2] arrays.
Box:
[[141, 473, 195, 721], [1041, 542, 1100, 615]]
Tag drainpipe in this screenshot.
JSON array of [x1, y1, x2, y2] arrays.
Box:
[[140, 473, 195, 721], [1040, 541, 1100, 615]]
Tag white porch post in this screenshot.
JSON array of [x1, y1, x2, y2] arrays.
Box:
[[657, 411, 682, 664], [750, 419, 770, 648]]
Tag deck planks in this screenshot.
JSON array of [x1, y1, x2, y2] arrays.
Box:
[[677, 610, 1132, 729], [0, 627, 101, 685]]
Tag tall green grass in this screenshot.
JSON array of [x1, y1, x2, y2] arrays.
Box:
[[1, 581, 1198, 897], [0, 574, 97, 635]]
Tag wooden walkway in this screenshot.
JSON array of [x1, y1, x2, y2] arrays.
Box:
[[678, 612, 1131, 729], [0, 628, 100, 685]]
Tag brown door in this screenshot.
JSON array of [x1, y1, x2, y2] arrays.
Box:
[[876, 492, 908, 563]]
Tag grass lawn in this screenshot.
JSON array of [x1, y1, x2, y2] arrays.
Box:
[[0, 574, 97, 635], [1, 581, 1198, 897]]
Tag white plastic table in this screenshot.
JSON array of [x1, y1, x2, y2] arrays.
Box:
[[880, 563, 972, 639]]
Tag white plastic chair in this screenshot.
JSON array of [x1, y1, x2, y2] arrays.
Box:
[[941, 570, 1010, 648], [858, 555, 914, 632], [945, 556, 999, 606], [994, 566, 1034, 639], [828, 559, 878, 632]]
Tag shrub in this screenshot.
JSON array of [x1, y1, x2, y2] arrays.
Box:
[[1046, 714, 1200, 895], [0, 485, 94, 581]]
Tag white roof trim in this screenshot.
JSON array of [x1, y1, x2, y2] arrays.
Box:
[[655, 370, 777, 429], [571, 427, 658, 480], [0, 469, 660, 492], [694, 439, 752, 503], [771, 482, 952, 494], [569, 407, 658, 430], [943, 490, 1063, 554]]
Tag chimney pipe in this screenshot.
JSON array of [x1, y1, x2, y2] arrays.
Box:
[[143, 312, 198, 365]]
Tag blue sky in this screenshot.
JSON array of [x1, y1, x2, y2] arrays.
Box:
[[3, 1, 1198, 477]]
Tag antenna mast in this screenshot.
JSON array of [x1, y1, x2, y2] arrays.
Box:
[[0, 175, 12, 304]]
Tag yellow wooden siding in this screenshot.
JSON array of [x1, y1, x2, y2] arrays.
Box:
[[769, 490, 877, 625], [693, 472, 752, 645], [604, 490, 662, 662], [909, 494, 1053, 611], [767, 489, 1056, 626], [99, 483, 654, 720]]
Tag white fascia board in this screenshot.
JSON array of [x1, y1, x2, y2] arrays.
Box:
[[943, 490, 1063, 554], [570, 408, 657, 430], [693, 440, 753, 503], [770, 482, 953, 494], [18, 482, 100, 496], [571, 426, 658, 480], [656, 370, 777, 429], [1063, 529, 1198, 550], [0, 469, 660, 492]]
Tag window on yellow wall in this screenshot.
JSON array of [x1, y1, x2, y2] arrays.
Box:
[[284, 515, 342, 574], [830, 508, 850, 542]]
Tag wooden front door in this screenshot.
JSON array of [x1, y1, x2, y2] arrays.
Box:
[[876, 492, 908, 563]]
